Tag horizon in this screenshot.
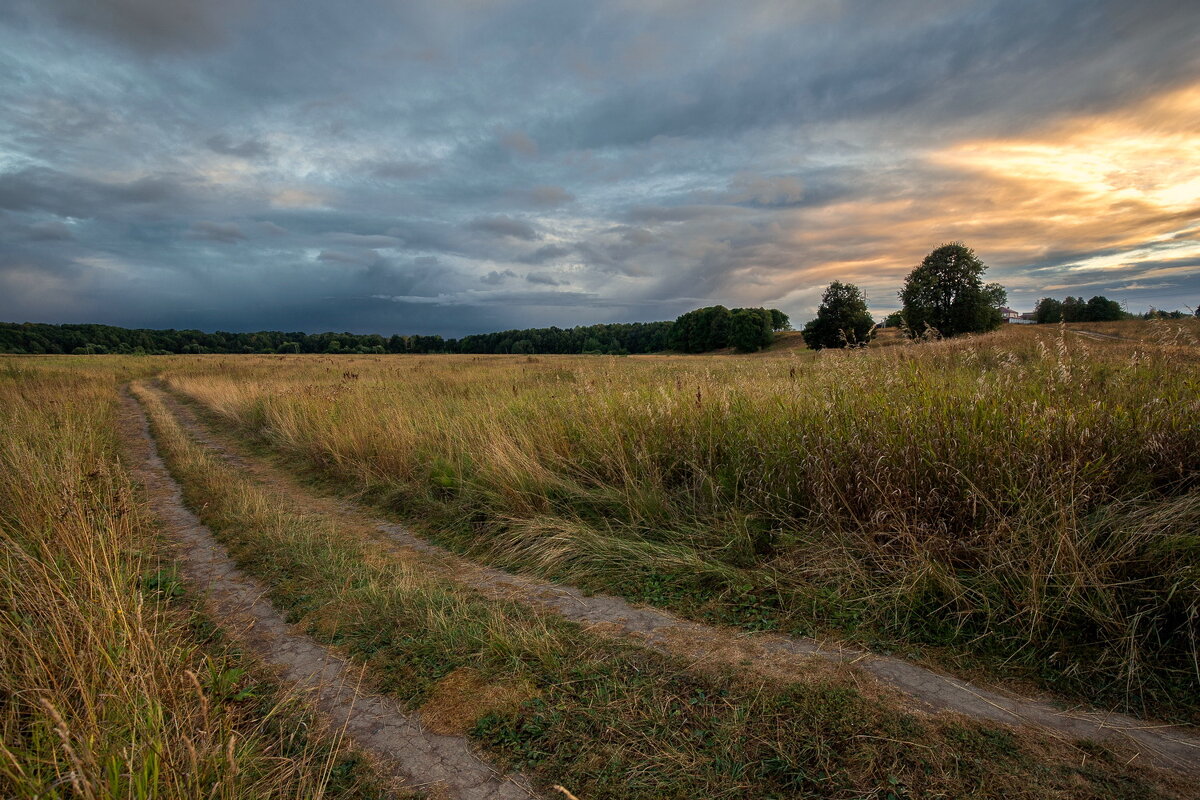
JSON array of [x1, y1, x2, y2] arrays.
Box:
[[2, 2, 1198, 337]]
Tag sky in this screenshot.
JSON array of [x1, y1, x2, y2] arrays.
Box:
[[1, 0, 1198, 337]]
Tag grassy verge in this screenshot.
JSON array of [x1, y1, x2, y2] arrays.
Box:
[[159, 322, 1200, 724], [132, 379, 1191, 799], [0, 361, 387, 799]]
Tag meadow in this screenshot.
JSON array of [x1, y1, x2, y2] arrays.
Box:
[[0, 361, 389, 798], [3, 318, 1198, 798], [157, 321, 1200, 723]]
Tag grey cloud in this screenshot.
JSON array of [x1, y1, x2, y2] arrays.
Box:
[[24, 0, 243, 54], [726, 174, 804, 207], [205, 133, 271, 159], [187, 221, 246, 243], [317, 249, 376, 265], [1, 219, 76, 241], [525, 272, 561, 286], [499, 130, 538, 157], [610, 226, 657, 245], [518, 244, 571, 264], [624, 205, 744, 224], [369, 160, 436, 180], [480, 269, 517, 285], [0, 168, 190, 219], [327, 233, 403, 248], [467, 215, 541, 241], [514, 185, 574, 208]]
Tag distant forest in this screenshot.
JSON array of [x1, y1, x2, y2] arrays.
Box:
[[0, 319, 682, 356]]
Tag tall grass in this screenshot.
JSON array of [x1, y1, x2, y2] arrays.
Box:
[[163, 322, 1200, 720], [0, 362, 382, 799], [132, 379, 1187, 799]]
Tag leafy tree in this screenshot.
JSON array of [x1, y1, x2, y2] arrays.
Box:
[[899, 243, 1005, 337], [1085, 295, 1123, 321], [1061, 296, 1085, 323], [882, 310, 905, 328], [1034, 297, 1063, 324], [1035, 295, 1123, 323], [729, 308, 773, 352], [801, 281, 875, 349], [769, 309, 791, 331], [983, 282, 1008, 310]]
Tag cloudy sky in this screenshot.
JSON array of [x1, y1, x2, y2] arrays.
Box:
[[2, 0, 1198, 336]]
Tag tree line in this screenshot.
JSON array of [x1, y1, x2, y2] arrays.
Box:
[[0, 320, 682, 356], [5, 242, 1191, 356], [667, 307, 790, 353], [0, 311, 789, 357], [1032, 295, 1125, 323]]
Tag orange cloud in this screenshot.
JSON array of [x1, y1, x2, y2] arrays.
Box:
[[761, 82, 1200, 309]]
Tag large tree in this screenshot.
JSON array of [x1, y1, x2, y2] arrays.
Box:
[[1034, 297, 1064, 324], [801, 281, 875, 349], [899, 243, 1005, 337], [729, 308, 774, 352]]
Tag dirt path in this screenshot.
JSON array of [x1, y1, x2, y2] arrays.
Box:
[[118, 389, 539, 800], [1069, 328, 1129, 341], [148, 382, 1200, 778]]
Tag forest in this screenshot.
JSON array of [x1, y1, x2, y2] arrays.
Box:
[[0, 310, 784, 356]]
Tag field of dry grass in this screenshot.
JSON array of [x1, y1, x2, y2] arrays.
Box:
[[3, 318, 1198, 797], [0, 362, 388, 798], [156, 320, 1200, 723]]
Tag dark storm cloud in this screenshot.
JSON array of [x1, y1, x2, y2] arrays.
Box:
[[1, 0, 1197, 335], [0, 168, 191, 219]]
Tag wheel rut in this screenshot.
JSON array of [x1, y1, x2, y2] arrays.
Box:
[[149, 381, 1200, 778], [118, 388, 538, 800]]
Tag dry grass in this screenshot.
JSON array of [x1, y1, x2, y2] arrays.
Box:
[[156, 320, 1200, 721], [0, 362, 384, 799], [130, 370, 1193, 798]]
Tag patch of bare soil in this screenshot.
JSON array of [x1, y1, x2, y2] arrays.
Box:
[[150, 382, 1200, 778], [118, 389, 538, 800]]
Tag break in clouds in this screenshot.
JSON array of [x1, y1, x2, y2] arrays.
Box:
[[1, 0, 1198, 336]]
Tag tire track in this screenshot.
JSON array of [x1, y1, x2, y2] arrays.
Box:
[[119, 388, 538, 800], [150, 381, 1200, 778]]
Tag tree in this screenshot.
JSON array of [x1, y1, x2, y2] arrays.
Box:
[[882, 310, 905, 328], [1034, 297, 1063, 324], [769, 309, 791, 331], [899, 243, 1005, 337], [729, 308, 773, 352], [1085, 295, 1123, 322], [801, 281, 875, 349]]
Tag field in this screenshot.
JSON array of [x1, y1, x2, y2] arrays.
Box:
[[3, 318, 1199, 798]]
